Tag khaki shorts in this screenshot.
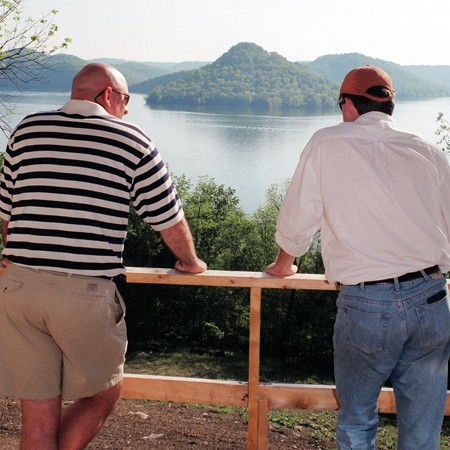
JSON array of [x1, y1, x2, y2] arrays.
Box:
[[0, 263, 127, 400]]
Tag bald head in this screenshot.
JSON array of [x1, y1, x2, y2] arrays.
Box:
[[71, 62, 128, 101]]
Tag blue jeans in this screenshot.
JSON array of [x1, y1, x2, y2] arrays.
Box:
[[334, 272, 450, 450]]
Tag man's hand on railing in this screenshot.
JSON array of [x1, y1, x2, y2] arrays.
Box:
[[265, 247, 298, 277], [175, 258, 207, 274]]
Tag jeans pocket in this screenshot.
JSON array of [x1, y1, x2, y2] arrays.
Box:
[[344, 304, 390, 355], [415, 294, 450, 348]]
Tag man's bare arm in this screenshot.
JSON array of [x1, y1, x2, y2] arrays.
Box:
[[159, 217, 207, 273]]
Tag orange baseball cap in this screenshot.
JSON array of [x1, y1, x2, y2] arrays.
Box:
[[339, 65, 395, 102]]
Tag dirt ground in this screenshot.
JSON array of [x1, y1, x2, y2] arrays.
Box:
[[0, 396, 335, 449]]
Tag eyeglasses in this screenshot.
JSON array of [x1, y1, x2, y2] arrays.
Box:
[[337, 98, 346, 109], [95, 88, 130, 105]]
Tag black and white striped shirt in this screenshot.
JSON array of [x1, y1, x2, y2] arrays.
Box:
[[0, 100, 184, 277]]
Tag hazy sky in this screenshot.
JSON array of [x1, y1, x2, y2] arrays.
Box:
[[21, 0, 450, 65]]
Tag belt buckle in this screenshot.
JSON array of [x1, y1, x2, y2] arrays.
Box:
[[430, 271, 443, 280]]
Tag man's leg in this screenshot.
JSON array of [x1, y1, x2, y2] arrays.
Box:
[[334, 286, 402, 450], [21, 396, 61, 450], [58, 382, 123, 450], [391, 347, 448, 450], [391, 282, 450, 450]]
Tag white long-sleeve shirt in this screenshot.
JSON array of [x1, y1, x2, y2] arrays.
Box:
[[276, 111, 450, 284]]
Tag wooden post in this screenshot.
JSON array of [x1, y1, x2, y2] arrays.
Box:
[[248, 287, 266, 450], [258, 396, 269, 449]]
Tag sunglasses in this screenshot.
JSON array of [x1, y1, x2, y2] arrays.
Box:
[[337, 98, 346, 109], [95, 88, 130, 105]]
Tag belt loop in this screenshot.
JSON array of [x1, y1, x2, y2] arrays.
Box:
[[359, 282, 365, 291], [420, 269, 431, 282], [394, 277, 400, 291]]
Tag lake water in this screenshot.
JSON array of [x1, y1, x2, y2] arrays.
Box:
[[1, 92, 449, 212]]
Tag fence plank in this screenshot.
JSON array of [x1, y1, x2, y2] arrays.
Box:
[[122, 374, 247, 407], [125, 267, 340, 291], [122, 375, 450, 415]]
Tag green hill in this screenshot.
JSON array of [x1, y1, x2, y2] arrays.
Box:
[[0, 54, 207, 92], [0, 53, 86, 92], [144, 42, 339, 110], [404, 65, 450, 89], [305, 53, 450, 99], [93, 59, 207, 85]]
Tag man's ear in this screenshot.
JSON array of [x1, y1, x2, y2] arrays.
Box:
[[342, 98, 360, 122], [99, 87, 112, 109]]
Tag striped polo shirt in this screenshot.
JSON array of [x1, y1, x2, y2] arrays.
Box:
[[0, 100, 184, 277]]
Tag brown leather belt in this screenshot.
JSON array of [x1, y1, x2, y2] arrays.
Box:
[[363, 265, 441, 286]]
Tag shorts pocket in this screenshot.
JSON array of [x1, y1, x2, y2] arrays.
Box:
[[415, 294, 450, 348], [0, 276, 24, 295], [343, 304, 390, 355], [113, 287, 126, 324]]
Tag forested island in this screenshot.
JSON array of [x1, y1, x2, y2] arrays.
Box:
[[143, 43, 339, 110]]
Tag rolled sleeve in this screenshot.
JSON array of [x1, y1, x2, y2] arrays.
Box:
[[275, 139, 323, 257]]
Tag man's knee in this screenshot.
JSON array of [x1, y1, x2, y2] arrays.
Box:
[[86, 381, 123, 412]]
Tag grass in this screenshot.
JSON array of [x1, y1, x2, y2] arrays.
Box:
[[125, 350, 450, 449], [125, 350, 333, 384]]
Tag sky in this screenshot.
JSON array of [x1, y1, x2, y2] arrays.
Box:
[[20, 0, 450, 66]]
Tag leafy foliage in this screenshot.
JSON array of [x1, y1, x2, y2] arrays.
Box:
[[436, 112, 450, 154], [0, 0, 71, 132]]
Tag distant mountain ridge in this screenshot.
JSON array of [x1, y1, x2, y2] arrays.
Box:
[[0, 43, 449, 110], [306, 53, 450, 99], [0, 55, 208, 92]]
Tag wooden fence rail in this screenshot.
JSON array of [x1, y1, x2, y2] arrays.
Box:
[[122, 268, 450, 450]]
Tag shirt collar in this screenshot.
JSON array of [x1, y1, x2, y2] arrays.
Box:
[[59, 99, 112, 117], [355, 111, 395, 125]]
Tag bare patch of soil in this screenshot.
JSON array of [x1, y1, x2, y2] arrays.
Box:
[[0, 396, 335, 449]]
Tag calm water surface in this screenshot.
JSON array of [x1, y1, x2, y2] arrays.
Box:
[[1, 92, 449, 212]]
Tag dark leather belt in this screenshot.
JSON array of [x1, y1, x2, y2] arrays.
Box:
[[363, 265, 441, 286]]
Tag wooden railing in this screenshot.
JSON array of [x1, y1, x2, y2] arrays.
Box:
[[122, 268, 450, 450]]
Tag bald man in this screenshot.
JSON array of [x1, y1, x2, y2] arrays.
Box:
[[0, 63, 206, 449]]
